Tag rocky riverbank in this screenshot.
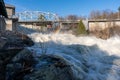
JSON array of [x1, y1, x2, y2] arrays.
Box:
[[0, 31, 76, 80], [0, 31, 34, 80]]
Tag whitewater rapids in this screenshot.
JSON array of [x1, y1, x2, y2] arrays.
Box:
[[28, 33, 120, 80]]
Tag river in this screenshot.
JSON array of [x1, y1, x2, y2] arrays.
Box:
[[27, 33, 120, 80]]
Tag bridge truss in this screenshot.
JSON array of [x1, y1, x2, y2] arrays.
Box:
[[16, 11, 60, 33], [16, 11, 59, 22]]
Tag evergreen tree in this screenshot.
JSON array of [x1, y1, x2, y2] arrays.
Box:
[[38, 14, 47, 32], [76, 20, 87, 35], [38, 14, 46, 21]]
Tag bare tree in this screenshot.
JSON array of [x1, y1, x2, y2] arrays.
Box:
[[78, 16, 86, 20], [66, 15, 78, 21], [89, 10, 99, 20], [89, 9, 118, 20], [59, 17, 65, 21], [118, 6, 120, 19]]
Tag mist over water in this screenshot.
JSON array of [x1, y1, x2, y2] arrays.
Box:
[[28, 33, 120, 80]]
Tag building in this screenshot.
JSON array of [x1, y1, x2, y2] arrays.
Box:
[[0, 0, 8, 31], [5, 4, 15, 18], [0, 0, 18, 32], [5, 4, 18, 31]]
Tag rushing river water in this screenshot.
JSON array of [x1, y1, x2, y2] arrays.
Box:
[[27, 33, 120, 80]]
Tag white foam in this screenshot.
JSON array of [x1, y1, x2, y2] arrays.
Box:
[[28, 33, 120, 80]]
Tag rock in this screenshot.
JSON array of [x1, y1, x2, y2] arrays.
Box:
[[24, 55, 76, 80], [0, 61, 6, 80], [4, 50, 76, 80], [0, 31, 34, 80], [0, 38, 7, 49], [0, 31, 34, 50], [6, 48, 36, 80], [0, 49, 22, 80], [0, 30, 76, 80]]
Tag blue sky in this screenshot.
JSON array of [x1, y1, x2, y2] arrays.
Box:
[[4, 0, 120, 17]]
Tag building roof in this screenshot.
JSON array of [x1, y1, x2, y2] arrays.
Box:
[[0, 0, 8, 18], [5, 4, 15, 8]]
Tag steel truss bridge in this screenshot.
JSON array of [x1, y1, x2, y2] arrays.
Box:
[[16, 11, 59, 22], [16, 11, 60, 34]]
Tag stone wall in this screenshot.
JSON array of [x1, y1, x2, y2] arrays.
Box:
[[0, 15, 6, 31]]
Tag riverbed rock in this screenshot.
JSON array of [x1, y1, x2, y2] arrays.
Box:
[[0, 38, 7, 49], [6, 48, 36, 80], [0, 31, 76, 80], [0, 31, 34, 80], [6, 50, 76, 80], [0, 31, 34, 50], [24, 55, 76, 80]]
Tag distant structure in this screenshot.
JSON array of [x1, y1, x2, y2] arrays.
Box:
[[88, 19, 120, 32], [0, 0, 18, 32], [1, 1, 120, 33], [5, 4, 15, 18], [16, 11, 59, 21], [0, 0, 8, 31], [5, 4, 18, 31], [17, 11, 60, 33]]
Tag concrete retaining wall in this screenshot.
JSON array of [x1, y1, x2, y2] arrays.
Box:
[[0, 16, 6, 31], [6, 18, 18, 31], [88, 20, 120, 31], [18, 20, 120, 32]]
